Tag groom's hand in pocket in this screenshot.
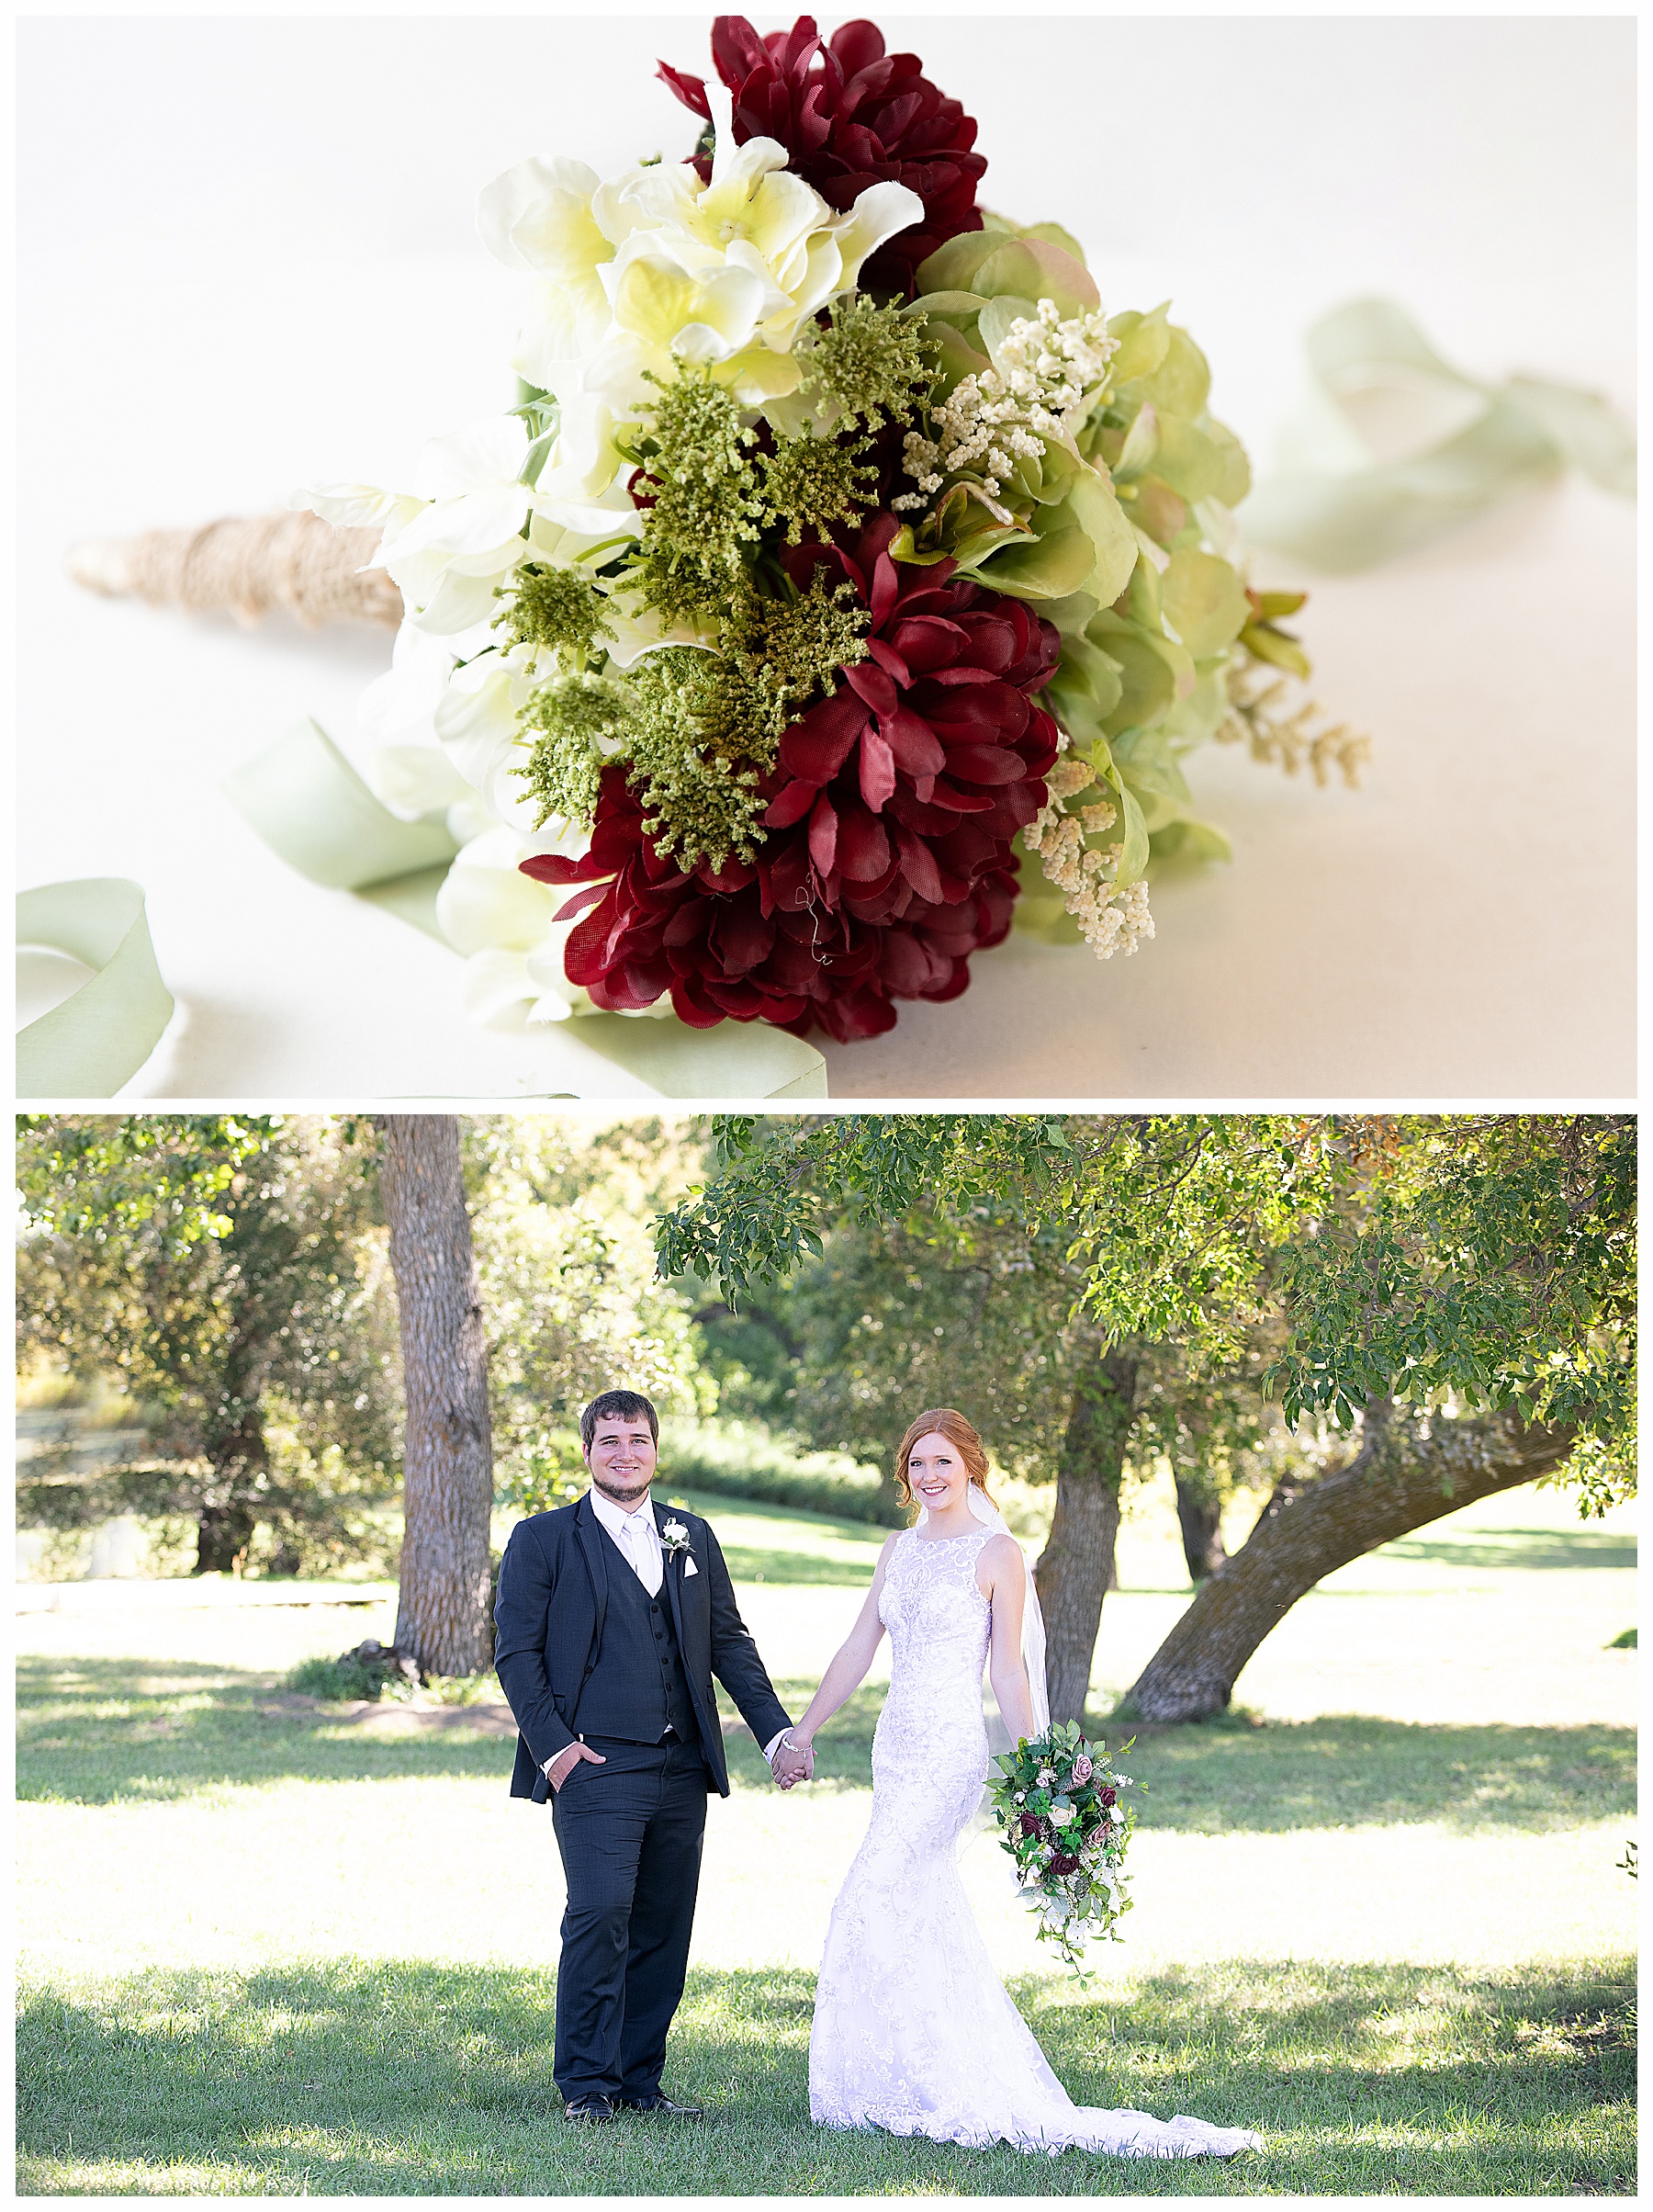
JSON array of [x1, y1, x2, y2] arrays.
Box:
[[545, 1741, 606, 1793]]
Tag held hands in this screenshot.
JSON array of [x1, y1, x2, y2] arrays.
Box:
[[770, 1733, 814, 1789], [545, 1741, 606, 1793]]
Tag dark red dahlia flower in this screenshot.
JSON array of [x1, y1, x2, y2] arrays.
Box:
[[659, 15, 986, 292], [518, 514, 1061, 1045]]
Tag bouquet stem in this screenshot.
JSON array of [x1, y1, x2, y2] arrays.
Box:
[[64, 511, 399, 628]]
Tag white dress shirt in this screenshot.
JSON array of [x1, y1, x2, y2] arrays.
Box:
[[589, 1484, 663, 1596], [541, 1488, 790, 1780]]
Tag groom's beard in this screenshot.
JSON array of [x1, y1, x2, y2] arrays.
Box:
[[592, 1472, 652, 1509]]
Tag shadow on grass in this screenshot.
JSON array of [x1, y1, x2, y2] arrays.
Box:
[[19, 1660, 1636, 1836], [759, 1685, 1635, 1836], [1378, 1529, 1636, 1573], [16, 1956, 1634, 2196]]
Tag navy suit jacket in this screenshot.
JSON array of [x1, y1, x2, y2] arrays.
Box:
[[493, 1493, 792, 1801]]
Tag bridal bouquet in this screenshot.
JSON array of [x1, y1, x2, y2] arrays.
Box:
[[988, 1721, 1137, 1975], [302, 13, 1344, 1044]]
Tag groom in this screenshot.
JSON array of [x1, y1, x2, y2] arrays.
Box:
[[494, 1389, 810, 2123]]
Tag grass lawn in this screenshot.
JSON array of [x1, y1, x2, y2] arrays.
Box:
[[16, 1473, 1636, 2195]]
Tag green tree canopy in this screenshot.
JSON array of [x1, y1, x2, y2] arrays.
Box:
[[659, 1113, 1634, 1508], [17, 1115, 399, 1574]]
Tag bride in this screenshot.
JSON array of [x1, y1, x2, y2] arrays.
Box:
[[772, 1408, 1259, 2159]]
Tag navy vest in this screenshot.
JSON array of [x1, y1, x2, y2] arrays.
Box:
[[574, 1533, 698, 1745]]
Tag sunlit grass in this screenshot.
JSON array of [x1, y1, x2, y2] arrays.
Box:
[[16, 1956, 1635, 2196], [15, 1472, 1636, 2194]]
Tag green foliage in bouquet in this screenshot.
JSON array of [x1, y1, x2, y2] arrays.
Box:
[[872, 213, 1363, 954], [986, 1718, 1138, 1981]]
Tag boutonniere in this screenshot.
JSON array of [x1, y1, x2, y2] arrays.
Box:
[[661, 1518, 693, 1567]]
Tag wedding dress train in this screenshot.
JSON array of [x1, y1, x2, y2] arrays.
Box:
[[808, 1525, 1260, 2158]]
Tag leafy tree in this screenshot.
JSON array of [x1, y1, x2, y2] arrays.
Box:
[[467, 1116, 714, 1509], [17, 1115, 398, 1574], [658, 1113, 1633, 1722], [683, 1187, 1321, 1715], [380, 1113, 714, 1676]]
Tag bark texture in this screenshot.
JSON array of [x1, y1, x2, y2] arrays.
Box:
[[379, 1116, 495, 1676], [193, 1415, 266, 1574], [1035, 1343, 1140, 1724], [1125, 1401, 1580, 1722], [1173, 1475, 1227, 1584]]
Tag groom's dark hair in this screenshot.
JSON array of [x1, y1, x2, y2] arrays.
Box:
[[580, 1391, 660, 1453]]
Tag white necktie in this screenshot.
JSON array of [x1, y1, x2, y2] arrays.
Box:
[[624, 1512, 660, 1596]]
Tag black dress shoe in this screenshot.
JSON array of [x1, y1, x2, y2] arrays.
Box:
[[563, 2094, 615, 2124], [617, 2093, 703, 2116]]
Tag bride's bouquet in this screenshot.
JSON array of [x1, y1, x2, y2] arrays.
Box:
[[300, 12, 1353, 1046], [987, 1720, 1137, 1977]]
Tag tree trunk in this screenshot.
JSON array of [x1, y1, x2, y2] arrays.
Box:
[[1124, 1401, 1580, 1722], [379, 1115, 495, 1677], [1034, 1342, 1139, 1725], [1173, 1474, 1227, 1584], [193, 1405, 268, 1574], [194, 1495, 258, 1574]]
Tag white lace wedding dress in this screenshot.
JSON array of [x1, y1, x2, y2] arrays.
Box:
[[809, 1525, 1260, 2158]]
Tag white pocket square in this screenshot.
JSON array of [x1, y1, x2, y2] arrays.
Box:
[[682, 1557, 699, 1577]]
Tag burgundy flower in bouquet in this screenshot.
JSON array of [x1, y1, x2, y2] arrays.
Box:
[[521, 515, 1060, 1044], [659, 14, 987, 290]]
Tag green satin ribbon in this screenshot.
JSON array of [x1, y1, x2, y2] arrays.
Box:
[[225, 721, 828, 1100], [1240, 299, 1636, 571], [17, 879, 174, 1098]]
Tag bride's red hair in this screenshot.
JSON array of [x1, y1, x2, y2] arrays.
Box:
[[894, 1408, 996, 1516]]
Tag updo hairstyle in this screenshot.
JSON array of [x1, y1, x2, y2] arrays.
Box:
[[894, 1407, 996, 1517]]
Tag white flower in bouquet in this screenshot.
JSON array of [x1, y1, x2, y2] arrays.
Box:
[[300, 418, 632, 639], [1049, 1803, 1075, 1829], [434, 824, 614, 1026], [478, 83, 922, 418]]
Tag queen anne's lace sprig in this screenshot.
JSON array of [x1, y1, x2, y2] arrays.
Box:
[[894, 300, 1119, 513], [1023, 751, 1154, 959], [1215, 660, 1370, 788]]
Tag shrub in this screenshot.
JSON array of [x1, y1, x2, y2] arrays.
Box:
[[285, 1640, 418, 1703]]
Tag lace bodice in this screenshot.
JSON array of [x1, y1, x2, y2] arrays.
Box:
[[875, 1528, 995, 1765], [808, 1523, 1260, 2161]]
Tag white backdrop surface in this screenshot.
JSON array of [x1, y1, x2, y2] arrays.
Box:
[[17, 12, 1636, 1100]]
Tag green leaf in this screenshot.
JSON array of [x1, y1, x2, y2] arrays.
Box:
[[1241, 620, 1312, 681], [1113, 728, 1194, 807], [1159, 549, 1250, 657], [1064, 468, 1138, 605], [973, 237, 1099, 318], [1150, 415, 1231, 504], [1110, 779, 1152, 887], [1199, 415, 1254, 507], [907, 290, 989, 318], [1107, 304, 1171, 384], [1141, 326, 1212, 418], [916, 233, 1005, 296], [1050, 634, 1125, 724], [973, 520, 1096, 600]]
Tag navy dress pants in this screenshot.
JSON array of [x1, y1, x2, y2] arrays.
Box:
[[549, 1735, 710, 2104]]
